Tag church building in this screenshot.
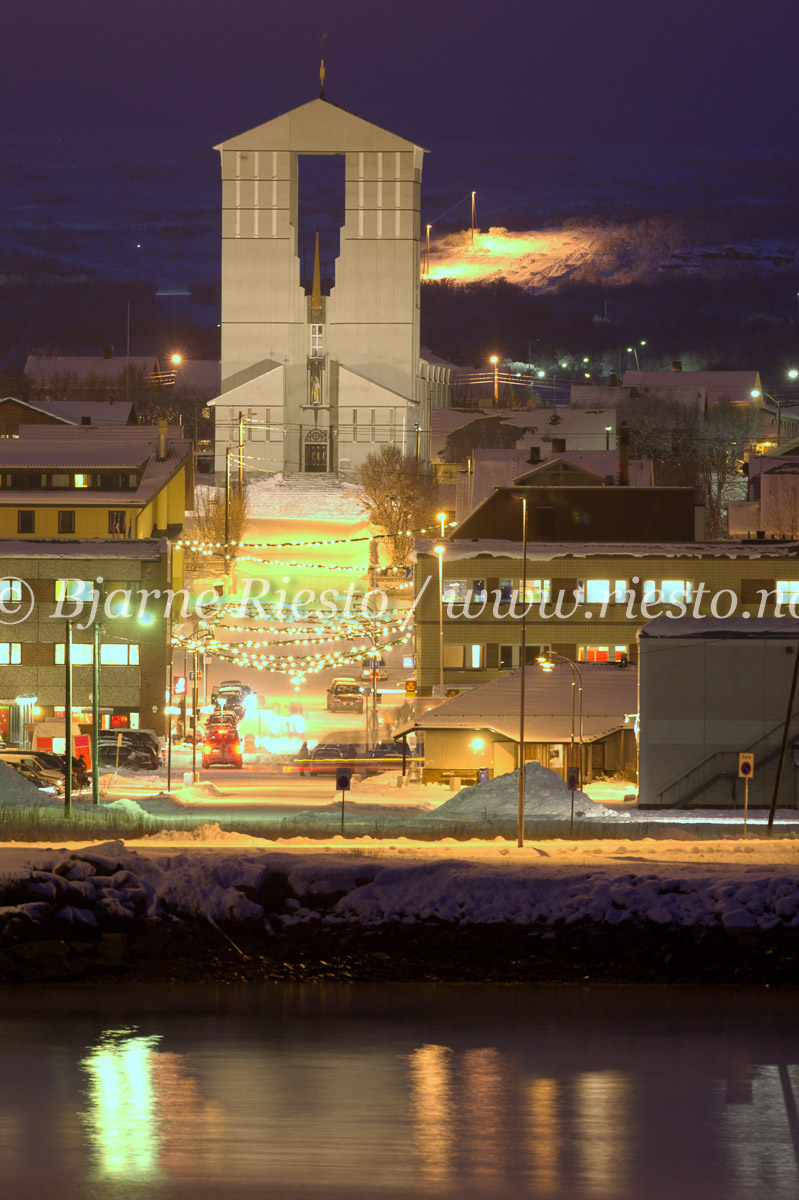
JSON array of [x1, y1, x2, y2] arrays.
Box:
[[211, 84, 450, 478]]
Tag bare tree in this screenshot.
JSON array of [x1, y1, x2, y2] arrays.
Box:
[[189, 485, 249, 571], [357, 445, 439, 566]]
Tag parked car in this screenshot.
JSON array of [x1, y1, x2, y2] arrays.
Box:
[[216, 679, 252, 697], [98, 731, 163, 771], [308, 743, 364, 775], [6, 760, 64, 796], [364, 743, 407, 774], [202, 726, 243, 769], [360, 656, 387, 680], [0, 751, 66, 788], [326, 680, 364, 713]]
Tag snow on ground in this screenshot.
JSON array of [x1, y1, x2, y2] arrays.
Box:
[[195, 477, 365, 523], [3, 834, 799, 932], [426, 762, 625, 823]]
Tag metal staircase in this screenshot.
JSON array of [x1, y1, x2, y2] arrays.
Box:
[[656, 711, 799, 808]]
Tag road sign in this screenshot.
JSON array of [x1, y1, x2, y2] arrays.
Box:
[[738, 753, 754, 778], [405, 679, 417, 697], [336, 768, 351, 792]]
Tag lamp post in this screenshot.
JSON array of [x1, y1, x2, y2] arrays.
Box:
[[64, 617, 73, 819], [91, 589, 104, 806], [434, 545, 445, 699], [470, 191, 476, 244], [605, 425, 612, 451], [626, 346, 640, 370], [513, 493, 529, 848], [224, 446, 231, 574], [436, 511, 447, 538], [426, 224, 431, 276], [537, 651, 584, 833], [490, 356, 499, 405]]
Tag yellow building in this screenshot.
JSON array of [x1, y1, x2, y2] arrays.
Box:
[[0, 423, 192, 587]]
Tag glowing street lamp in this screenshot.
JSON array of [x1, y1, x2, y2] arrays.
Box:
[[512, 491, 529, 847], [170, 353, 182, 366], [626, 345, 640, 369], [434, 545, 445, 699], [490, 355, 499, 404], [537, 650, 583, 833], [436, 511, 447, 538], [789, 369, 798, 380]]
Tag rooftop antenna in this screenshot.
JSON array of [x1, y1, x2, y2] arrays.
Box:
[[319, 33, 327, 98]]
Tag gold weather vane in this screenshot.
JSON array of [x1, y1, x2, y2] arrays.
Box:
[[319, 33, 327, 98]]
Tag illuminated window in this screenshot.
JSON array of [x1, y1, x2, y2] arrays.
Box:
[[100, 643, 139, 665], [442, 580, 467, 604], [520, 579, 551, 603], [443, 645, 465, 668], [55, 643, 93, 664], [578, 645, 628, 663], [613, 579, 627, 602], [55, 579, 93, 602], [310, 324, 324, 357], [660, 579, 693, 602], [776, 581, 799, 603], [585, 579, 610, 604], [74, 474, 88, 488], [0, 643, 21, 664], [0, 579, 22, 603], [470, 644, 484, 668]]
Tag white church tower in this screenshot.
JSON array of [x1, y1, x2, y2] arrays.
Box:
[[211, 79, 447, 478]]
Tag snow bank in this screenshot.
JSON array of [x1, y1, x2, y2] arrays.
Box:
[[0, 761, 60, 807], [242, 477, 365, 523], [428, 762, 627, 823]]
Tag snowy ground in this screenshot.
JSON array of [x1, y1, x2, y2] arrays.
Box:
[[2, 833, 799, 935]]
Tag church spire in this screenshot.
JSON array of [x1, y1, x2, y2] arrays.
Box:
[[311, 227, 322, 309], [319, 33, 327, 98]]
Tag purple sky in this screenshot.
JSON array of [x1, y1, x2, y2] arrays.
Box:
[[7, 0, 799, 149]]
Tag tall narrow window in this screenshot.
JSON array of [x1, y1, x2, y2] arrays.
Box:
[[310, 325, 324, 358]]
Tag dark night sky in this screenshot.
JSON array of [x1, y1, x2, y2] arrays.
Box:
[[6, 0, 799, 149]]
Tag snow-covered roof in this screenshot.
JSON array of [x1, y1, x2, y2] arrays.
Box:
[[0, 427, 192, 508], [639, 616, 799, 640], [623, 369, 761, 405], [413, 537, 799, 562], [0, 537, 167, 560], [395, 662, 637, 743]]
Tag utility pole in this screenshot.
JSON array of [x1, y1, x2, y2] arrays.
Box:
[[65, 619, 73, 819], [238, 412, 244, 493], [91, 592, 103, 806], [224, 446, 231, 574], [415, 424, 421, 478], [471, 191, 475, 244], [192, 643, 199, 783], [517, 495, 528, 848]]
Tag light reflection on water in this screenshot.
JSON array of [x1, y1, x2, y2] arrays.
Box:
[[0, 983, 798, 1199]]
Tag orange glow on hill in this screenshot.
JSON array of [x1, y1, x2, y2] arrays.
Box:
[[425, 226, 600, 290]]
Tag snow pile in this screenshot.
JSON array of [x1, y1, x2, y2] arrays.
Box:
[[175, 783, 225, 801], [427, 762, 626, 823], [243, 477, 365, 523], [0, 761, 60, 807], [4, 838, 799, 937], [349, 775, 449, 802]]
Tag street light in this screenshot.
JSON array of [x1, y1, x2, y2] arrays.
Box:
[[436, 511, 447, 538], [490, 355, 499, 405], [605, 425, 612, 451], [626, 346, 640, 369], [536, 650, 583, 834], [434, 545, 445, 699], [170, 353, 182, 366], [512, 492, 529, 848]]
